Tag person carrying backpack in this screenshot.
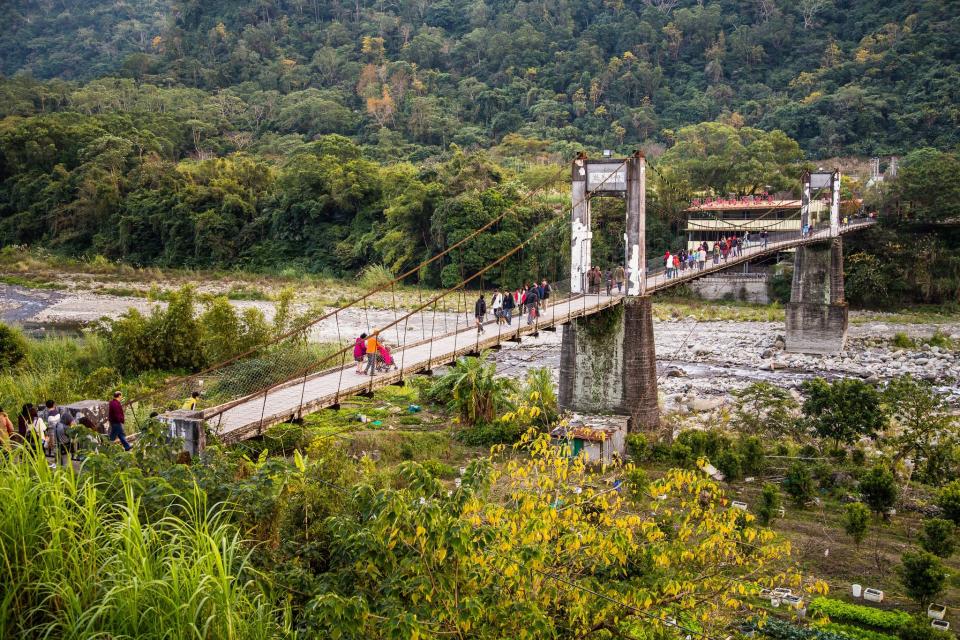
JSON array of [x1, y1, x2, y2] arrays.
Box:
[[52, 410, 75, 468]]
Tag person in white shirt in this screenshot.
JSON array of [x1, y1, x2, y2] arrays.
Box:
[[491, 290, 503, 324]]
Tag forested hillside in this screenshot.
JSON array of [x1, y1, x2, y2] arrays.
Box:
[[4, 0, 959, 155], [1, 0, 958, 303]]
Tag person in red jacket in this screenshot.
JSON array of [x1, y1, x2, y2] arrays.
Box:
[[108, 391, 131, 451]]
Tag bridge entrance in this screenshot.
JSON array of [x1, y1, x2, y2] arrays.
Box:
[[560, 152, 660, 434]]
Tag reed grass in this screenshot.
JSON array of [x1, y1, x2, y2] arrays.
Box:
[[0, 453, 283, 639]]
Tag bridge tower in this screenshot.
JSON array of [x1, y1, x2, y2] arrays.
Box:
[[785, 170, 848, 354], [559, 152, 660, 434]]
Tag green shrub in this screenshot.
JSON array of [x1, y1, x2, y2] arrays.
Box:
[[936, 480, 960, 524], [715, 449, 743, 481], [738, 436, 766, 475], [626, 433, 649, 461], [892, 332, 916, 349], [822, 623, 899, 640], [844, 502, 871, 548], [808, 597, 912, 631], [456, 420, 523, 447], [897, 617, 954, 640], [925, 329, 954, 350], [0, 323, 27, 368], [783, 462, 814, 507], [900, 551, 947, 606], [676, 429, 730, 459], [419, 458, 456, 479], [260, 422, 309, 455], [753, 617, 897, 640], [756, 483, 782, 526], [670, 442, 695, 468], [918, 518, 956, 558], [357, 263, 395, 289]]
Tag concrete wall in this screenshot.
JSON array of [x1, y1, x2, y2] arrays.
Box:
[[785, 238, 848, 354], [690, 274, 769, 304], [559, 297, 660, 433]]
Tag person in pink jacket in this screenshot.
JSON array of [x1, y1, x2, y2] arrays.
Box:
[[354, 333, 368, 374]]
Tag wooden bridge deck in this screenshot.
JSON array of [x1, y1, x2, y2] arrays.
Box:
[[197, 219, 875, 442]]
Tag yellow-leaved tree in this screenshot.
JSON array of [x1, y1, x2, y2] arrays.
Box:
[[304, 430, 825, 638]]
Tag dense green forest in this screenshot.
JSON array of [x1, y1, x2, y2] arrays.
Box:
[[4, 0, 959, 154], [0, 0, 958, 302]]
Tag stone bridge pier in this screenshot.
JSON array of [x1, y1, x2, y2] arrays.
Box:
[[559, 298, 660, 433], [559, 151, 660, 434], [785, 238, 848, 354]]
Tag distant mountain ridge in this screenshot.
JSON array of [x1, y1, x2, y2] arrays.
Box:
[[2, 0, 958, 155]]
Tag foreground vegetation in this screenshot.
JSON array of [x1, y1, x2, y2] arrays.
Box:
[[2, 331, 958, 637]]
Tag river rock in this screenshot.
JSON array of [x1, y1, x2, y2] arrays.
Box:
[[688, 396, 725, 412], [666, 367, 687, 378], [761, 349, 775, 359]]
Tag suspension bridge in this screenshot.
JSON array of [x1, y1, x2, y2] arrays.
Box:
[[150, 154, 876, 445]]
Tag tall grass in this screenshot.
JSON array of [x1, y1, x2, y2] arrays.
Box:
[[0, 454, 283, 639], [0, 334, 113, 411]]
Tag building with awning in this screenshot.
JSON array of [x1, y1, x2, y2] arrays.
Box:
[[684, 195, 828, 250]]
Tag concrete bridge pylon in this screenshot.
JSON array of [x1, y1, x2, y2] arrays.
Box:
[[559, 152, 660, 435], [785, 170, 848, 354]]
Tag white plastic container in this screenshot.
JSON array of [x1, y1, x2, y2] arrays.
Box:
[[927, 604, 947, 621], [863, 588, 884, 603], [852, 584, 862, 598], [931, 620, 949, 631], [731, 500, 748, 511]]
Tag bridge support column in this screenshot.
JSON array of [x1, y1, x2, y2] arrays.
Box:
[[559, 297, 659, 434], [785, 238, 848, 354]]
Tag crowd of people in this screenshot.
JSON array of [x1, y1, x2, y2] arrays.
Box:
[[662, 231, 768, 279], [353, 332, 398, 377], [0, 389, 205, 465], [351, 281, 555, 377], [476, 281, 552, 332]]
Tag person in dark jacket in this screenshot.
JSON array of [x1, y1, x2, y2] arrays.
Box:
[[501, 288, 515, 325], [540, 280, 551, 310], [474, 294, 486, 333], [525, 287, 539, 325], [108, 391, 131, 451]]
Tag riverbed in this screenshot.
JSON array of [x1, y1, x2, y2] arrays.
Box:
[[2, 283, 958, 408]]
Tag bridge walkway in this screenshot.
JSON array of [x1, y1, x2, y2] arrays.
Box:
[[200, 218, 875, 442]]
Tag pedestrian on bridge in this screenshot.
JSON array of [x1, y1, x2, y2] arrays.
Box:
[[761, 230, 769, 248], [354, 333, 368, 374], [525, 287, 539, 325], [613, 265, 625, 292], [364, 332, 380, 376], [502, 288, 515, 325], [712, 242, 720, 265], [540, 280, 550, 310], [474, 294, 487, 334], [491, 290, 503, 324]]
